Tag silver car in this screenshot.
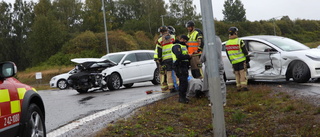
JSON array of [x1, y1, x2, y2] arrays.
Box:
[[222, 35, 320, 83]]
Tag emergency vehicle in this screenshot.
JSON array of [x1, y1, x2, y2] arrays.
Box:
[[0, 61, 46, 137]]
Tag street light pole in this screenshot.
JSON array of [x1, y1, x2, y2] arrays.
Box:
[[200, 0, 226, 136], [102, 0, 109, 54], [271, 16, 284, 36], [160, 15, 164, 26]]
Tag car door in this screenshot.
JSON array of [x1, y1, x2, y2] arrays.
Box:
[[120, 53, 140, 83], [247, 40, 282, 79], [135, 52, 155, 81]]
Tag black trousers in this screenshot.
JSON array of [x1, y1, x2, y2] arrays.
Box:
[[175, 65, 189, 98]]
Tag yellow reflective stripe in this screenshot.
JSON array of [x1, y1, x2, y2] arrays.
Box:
[[32, 88, 37, 92], [17, 88, 27, 100], [0, 89, 10, 103], [10, 100, 21, 113]]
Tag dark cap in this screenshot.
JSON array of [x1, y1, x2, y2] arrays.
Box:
[[180, 35, 189, 41]]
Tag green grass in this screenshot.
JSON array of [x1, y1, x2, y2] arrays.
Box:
[[95, 84, 320, 137]]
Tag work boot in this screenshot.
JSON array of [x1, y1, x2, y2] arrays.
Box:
[[236, 87, 241, 92], [178, 97, 189, 104]]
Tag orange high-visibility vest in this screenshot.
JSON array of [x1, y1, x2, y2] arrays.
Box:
[[187, 30, 201, 54]]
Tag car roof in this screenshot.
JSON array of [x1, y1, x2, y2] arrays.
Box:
[[241, 35, 286, 41], [104, 50, 154, 55]]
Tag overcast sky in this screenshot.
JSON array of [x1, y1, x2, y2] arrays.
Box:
[[3, 0, 319, 21], [196, 0, 319, 21]]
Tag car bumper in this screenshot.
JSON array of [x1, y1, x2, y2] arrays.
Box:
[[49, 80, 56, 88], [308, 61, 320, 78]]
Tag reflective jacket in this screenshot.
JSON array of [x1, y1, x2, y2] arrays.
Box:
[[162, 43, 174, 61], [172, 44, 189, 63], [187, 30, 202, 54], [154, 34, 175, 60], [225, 38, 246, 64]]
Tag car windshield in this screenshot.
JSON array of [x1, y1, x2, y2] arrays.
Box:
[[266, 37, 310, 51], [101, 54, 125, 64]]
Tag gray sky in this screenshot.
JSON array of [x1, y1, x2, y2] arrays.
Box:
[[3, 0, 319, 21], [195, 0, 319, 21]]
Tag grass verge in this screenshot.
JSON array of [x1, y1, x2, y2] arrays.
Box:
[[95, 84, 320, 137]]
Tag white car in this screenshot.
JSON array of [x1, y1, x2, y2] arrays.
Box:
[[222, 35, 320, 83], [100, 50, 160, 90], [49, 69, 76, 89]]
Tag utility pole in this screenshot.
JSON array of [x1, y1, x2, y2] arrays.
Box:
[[102, 0, 109, 54], [200, 0, 226, 136]]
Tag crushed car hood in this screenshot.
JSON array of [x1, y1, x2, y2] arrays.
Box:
[[71, 58, 107, 64]]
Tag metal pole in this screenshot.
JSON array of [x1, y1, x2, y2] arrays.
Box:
[[102, 0, 109, 54], [161, 15, 164, 26], [273, 18, 276, 36], [200, 0, 226, 136]]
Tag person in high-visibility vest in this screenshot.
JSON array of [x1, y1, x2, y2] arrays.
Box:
[[172, 35, 192, 103], [154, 26, 169, 91], [155, 26, 178, 93], [225, 27, 250, 91], [185, 20, 203, 79]]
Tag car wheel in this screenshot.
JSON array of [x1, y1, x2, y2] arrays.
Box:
[[151, 68, 160, 85], [76, 89, 88, 93], [292, 61, 310, 83], [22, 104, 46, 137], [107, 73, 121, 91], [57, 79, 68, 90], [124, 83, 134, 88]]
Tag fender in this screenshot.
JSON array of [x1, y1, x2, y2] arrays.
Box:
[[18, 90, 45, 136]]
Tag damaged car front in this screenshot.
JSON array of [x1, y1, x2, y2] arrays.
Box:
[[67, 58, 116, 93]]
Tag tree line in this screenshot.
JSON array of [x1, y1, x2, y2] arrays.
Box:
[[0, 0, 319, 70]]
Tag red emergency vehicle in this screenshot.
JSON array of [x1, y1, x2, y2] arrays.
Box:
[[0, 61, 46, 137]]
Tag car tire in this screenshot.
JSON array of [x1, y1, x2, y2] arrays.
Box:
[[124, 83, 134, 88], [292, 61, 310, 83], [107, 73, 121, 91], [151, 68, 160, 85], [76, 89, 88, 93], [57, 79, 68, 90], [22, 103, 46, 137]]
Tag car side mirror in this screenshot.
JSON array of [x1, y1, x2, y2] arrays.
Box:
[[123, 60, 131, 65], [0, 62, 17, 78]]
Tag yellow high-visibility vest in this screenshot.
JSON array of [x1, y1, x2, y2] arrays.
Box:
[[225, 38, 246, 64]]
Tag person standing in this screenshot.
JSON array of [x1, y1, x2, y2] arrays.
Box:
[[154, 26, 169, 91], [225, 27, 249, 91], [157, 27, 178, 93], [185, 21, 203, 79], [200, 35, 227, 106], [172, 35, 192, 103]]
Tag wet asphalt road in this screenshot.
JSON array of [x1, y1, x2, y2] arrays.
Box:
[[38, 82, 161, 133]]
